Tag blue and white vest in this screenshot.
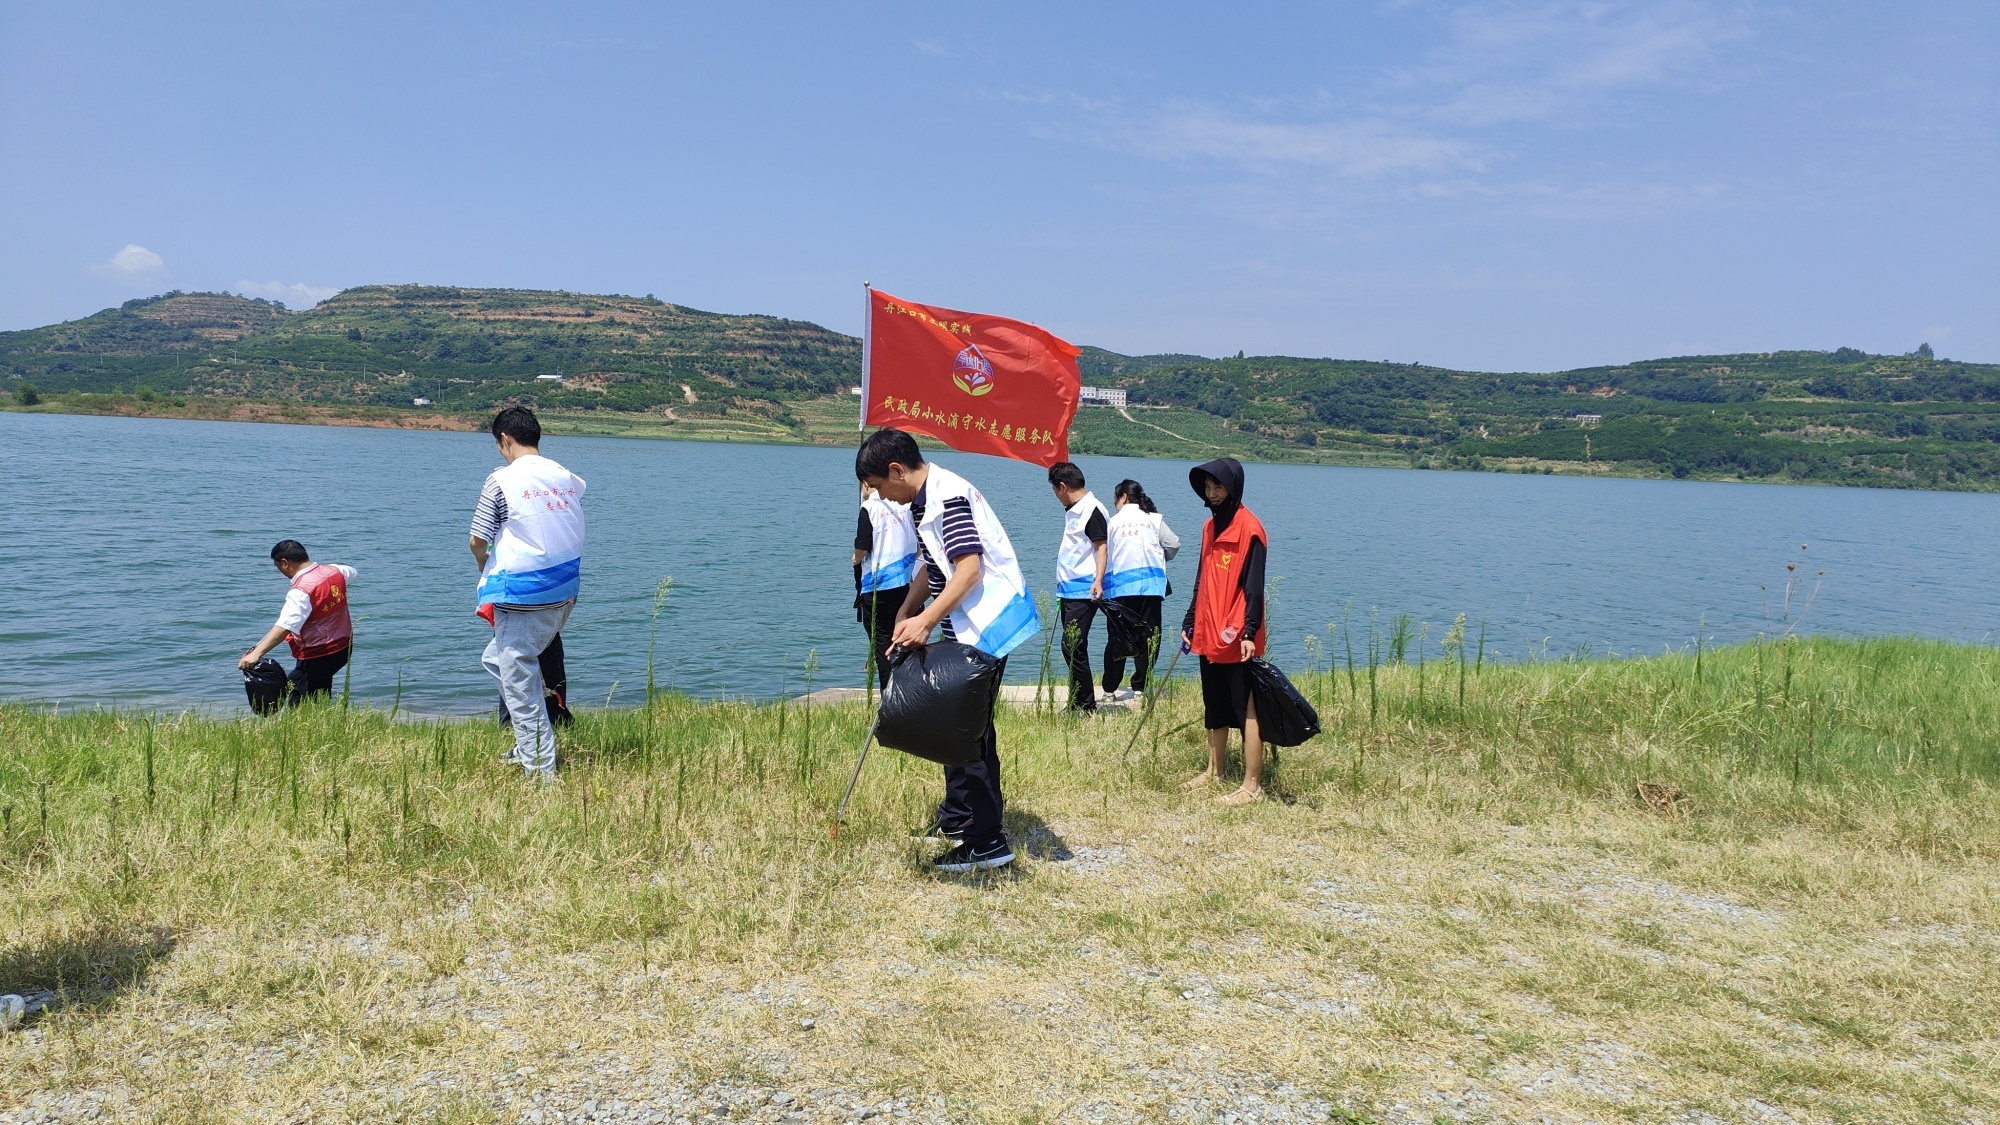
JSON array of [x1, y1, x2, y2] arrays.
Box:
[[1104, 504, 1169, 598], [476, 455, 586, 610], [916, 463, 1041, 659], [1055, 490, 1110, 599], [860, 491, 918, 594]]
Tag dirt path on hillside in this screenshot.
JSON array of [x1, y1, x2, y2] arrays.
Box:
[[1119, 406, 1218, 449]]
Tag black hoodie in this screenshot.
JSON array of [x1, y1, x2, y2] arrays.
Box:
[[1180, 457, 1265, 641]]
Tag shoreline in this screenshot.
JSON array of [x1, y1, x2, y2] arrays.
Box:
[[7, 396, 1957, 490]]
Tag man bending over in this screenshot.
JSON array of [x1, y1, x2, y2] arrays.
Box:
[[238, 539, 356, 706]]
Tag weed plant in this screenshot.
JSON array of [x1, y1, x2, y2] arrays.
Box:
[[2, 635, 1998, 1121]]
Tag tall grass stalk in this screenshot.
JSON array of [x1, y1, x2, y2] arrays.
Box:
[[644, 576, 674, 766]]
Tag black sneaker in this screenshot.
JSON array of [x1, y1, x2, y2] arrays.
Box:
[[932, 840, 1015, 873]]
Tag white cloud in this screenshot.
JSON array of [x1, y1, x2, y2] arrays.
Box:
[[87, 243, 165, 277], [1415, 1, 1754, 126], [234, 280, 341, 309], [1125, 103, 1483, 177]]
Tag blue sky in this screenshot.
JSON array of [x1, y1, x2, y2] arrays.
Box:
[[2, 1, 1994, 370]]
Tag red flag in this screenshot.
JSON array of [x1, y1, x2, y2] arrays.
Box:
[[862, 288, 1082, 468]]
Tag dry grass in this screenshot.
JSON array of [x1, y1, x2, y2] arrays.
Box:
[[2, 637, 1998, 1124]]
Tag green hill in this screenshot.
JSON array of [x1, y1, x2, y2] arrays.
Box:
[[7, 286, 2000, 490], [0, 286, 856, 425]]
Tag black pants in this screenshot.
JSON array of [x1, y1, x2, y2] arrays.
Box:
[[497, 633, 574, 727], [1059, 598, 1099, 711], [287, 646, 350, 704], [938, 655, 1007, 850], [1199, 657, 1254, 731], [1102, 595, 1164, 693], [857, 585, 910, 693]]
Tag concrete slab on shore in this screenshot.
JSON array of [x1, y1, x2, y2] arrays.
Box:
[[794, 685, 1143, 712]]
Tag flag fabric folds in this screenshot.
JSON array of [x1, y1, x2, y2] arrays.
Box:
[[862, 288, 1082, 468]]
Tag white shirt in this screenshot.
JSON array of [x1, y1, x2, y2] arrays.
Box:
[[275, 564, 357, 633]]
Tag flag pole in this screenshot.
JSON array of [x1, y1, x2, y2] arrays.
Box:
[[858, 281, 872, 431]]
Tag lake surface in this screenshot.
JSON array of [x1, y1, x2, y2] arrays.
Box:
[[8, 411, 1999, 715]]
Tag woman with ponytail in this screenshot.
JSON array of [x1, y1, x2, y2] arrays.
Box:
[[1101, 479, 1179, 699]]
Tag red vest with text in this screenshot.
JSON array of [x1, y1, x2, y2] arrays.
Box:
[[287, 563, 353, 660], [1191, 509, 1267, 663]]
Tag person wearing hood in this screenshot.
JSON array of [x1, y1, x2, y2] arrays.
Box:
[[1179, 457, 1268, 805]]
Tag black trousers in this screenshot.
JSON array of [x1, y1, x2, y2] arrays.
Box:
[[1059, 597, 1099, 711], [856, 584, 910, 693], [1102, 595, 1164, 693], [497, 633, 574, 727], [287, 646, 350, 704], [937, 655, 1007, 850], [1199, 657, 1254, 731]]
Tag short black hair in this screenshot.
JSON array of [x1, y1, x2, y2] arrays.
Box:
[[271, 539, 310, 564], [1047, 462, 1085, 490], [491, 405, 541, 447], [855, 428, 923, 480]]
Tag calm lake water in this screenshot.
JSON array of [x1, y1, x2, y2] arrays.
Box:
[[8, 411, 1999, 715]]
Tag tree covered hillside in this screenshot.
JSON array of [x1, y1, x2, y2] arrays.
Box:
[[8, 285, 2000, 490], [1093, 346, 2000, 488], [2, 286, 856, 426]]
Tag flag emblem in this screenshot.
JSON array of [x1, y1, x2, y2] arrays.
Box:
[[950, 344, 996, 397], [864, 288, 1081, 466]]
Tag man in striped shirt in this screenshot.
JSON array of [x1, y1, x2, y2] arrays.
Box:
[[470, 406, 586, 777], [860, 428, 1020, 873]]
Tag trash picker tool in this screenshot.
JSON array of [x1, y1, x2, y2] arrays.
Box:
[[829, 644, 904, 840], [829, 715, 880, 840], [1121, 639, 1186, 759]]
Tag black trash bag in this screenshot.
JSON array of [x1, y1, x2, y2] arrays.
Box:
[[875, 642, 1004, 767], [1245, 659, 1321, 747], [244, 658, 288, 716]]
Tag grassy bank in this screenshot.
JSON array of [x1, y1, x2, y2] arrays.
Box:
[[3, 636, 1999, 1124]]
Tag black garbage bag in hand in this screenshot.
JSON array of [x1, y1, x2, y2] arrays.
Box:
[[1245, 659, 1321, 747], [243, 658, 288, 716], [875, 642, 1004, 766]]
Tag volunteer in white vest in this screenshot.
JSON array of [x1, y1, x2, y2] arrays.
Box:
[[469, 406, 586, 779], [853, 483, 918, 693], [1100, 479, 1180, 700], [1047, 462, 1110, 712], [858, 427, 1039, 873]]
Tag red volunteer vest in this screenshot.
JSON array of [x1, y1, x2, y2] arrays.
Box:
[[1191, 508, 1267, 663], [287, 563, 353, 660]]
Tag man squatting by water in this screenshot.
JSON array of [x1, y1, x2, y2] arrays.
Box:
[[1047, 461, 1110, 713], [858, 428, 1040, 872], [470, 406, 586, 779], [238, 539, 355, 705], [1181, 457, 1269, 807], [854, 481, 918, 692]]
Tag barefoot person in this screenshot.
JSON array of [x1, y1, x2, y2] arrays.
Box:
[[1047, 461, 1109, 713], [1101, 479, 1178, 701], [1179, 458, 1268, 806], [858, 428, 1040, 872], [470, 406, 586, 779], [237, 540, 356, 706]]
